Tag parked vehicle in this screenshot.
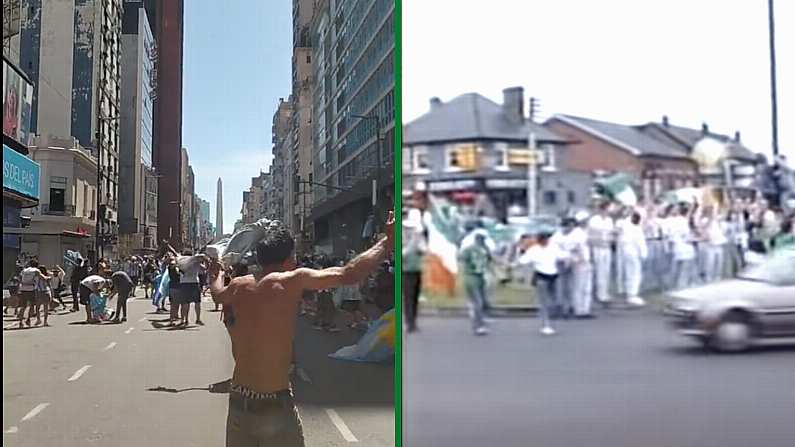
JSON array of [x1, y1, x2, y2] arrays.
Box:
[[664, 249, 795, 352]]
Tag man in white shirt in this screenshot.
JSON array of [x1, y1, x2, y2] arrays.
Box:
[[518, 231, 571, 335], [587, 202, 615, 306], [618, 211, 648, 306], [176, 252, 208, 326]]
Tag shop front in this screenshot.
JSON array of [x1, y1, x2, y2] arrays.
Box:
[[3, 143, 41, 284]]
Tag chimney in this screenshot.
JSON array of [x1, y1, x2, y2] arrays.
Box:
[[502, 87, 524, 124], [701, 122, 709, 134], [662, 115, 669, 127], [734, 131, 741, 142], [429, 97, 442, 110]]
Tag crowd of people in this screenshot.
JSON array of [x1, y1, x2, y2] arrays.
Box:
[[404, 188, 795, 337], [296, 250, 395, 333]]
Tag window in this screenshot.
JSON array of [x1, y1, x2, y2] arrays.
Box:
[[543, 191, 557, 205], [49, 188, 66, 212], [446, 146, 463, 171], [306, 54, 311, 63], [413, 146, 431, 173], [567, 191, 576, 204], [495, 143, 509, 170], [49, 176, 67, 213]]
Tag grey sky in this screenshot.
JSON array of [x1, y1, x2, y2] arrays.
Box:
[[404, 0, 793, 161]]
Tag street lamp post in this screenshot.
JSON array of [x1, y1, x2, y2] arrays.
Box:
[[351, 113, 383, 231]]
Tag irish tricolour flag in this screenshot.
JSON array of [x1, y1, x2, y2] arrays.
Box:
[[422, 195, 462, 297]]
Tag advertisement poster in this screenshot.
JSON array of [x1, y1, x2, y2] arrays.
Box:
[[2, 59, 34, 145]]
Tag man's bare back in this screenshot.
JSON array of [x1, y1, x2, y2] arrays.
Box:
[[221, 273, 302, 392]]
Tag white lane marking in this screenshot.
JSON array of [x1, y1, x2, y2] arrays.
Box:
[[138, 317, 147, 322], [20, 403, 50, 421], [102, 342, 117, 351], [125, 327, 134, 334], [4, 426, 19, 433], [67, 365, 91, 382], [325, 409, 358, 442], [297, 368, 312, 383]]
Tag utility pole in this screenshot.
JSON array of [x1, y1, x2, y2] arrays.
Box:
[[768, 0, 779, 156], [352, 114, 383, 232], [527, 133, 537, 216]]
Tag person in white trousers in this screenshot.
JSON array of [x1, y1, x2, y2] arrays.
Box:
[[619, 211, 648, 306], [588, 202, 615, 306], [555, 212, 594, 318], [703, 206, 728, 283]]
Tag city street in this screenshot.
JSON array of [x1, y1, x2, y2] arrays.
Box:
[[2, 290, 393, 446], [404, 305, 795, 447]]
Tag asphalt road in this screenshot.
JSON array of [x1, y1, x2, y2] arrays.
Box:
[[404, 306, 795, 447], [3, 289, 394, 446]]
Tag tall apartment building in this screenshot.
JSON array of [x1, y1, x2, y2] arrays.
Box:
[[310, 0, 395, 255], [241, 172, 270, 224], [270, 97, 293, 223], [179, 147, 195, 249], [288, 0, 316, 253], [151, 0, 185, 247], [19, 0, 124, 260], [119, 1, 157, 255]]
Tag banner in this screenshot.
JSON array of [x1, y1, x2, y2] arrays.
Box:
[[3, 60, 34, 145]]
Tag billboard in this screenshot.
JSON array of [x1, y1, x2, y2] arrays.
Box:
[[3, 58, 34, 146]]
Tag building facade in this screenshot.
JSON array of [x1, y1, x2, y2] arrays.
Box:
[[21, 136, 96, 268], [3, 55, 40, 283], [269, 97, 293, 223], [403, 87, 589, 220], [119, 2, 157, 255], [544, 115, 759, 201], [309, 0, 395, 256], [152, 0, 184, 248], [19, 0, 123, 259]]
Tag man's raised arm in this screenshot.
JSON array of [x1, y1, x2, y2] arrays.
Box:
[[290, 211, 394, 291], [208, 261, 235, 305]]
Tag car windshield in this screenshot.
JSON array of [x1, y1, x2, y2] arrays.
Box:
[[738, 250, 795, 286]]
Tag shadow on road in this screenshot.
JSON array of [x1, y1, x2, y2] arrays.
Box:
[[291, 317, 394, 407], [660, 343, 795, 357]]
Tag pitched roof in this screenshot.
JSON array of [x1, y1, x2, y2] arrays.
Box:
[[550, 114, 688, 158], [404, 93, 567, 145], [649, 123, 758, 161]]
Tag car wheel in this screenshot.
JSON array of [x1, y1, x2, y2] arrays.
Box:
[[709, 312, 754, 352]]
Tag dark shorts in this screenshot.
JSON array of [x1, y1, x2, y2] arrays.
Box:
[[169, 284, 183, 304], [35, 291, 51, 305], [79, 284, 93, 305], [18, 290, 36, 307], [180, 283, 201, 303]]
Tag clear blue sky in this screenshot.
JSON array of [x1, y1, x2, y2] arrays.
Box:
[[183, 1, 292, 234]]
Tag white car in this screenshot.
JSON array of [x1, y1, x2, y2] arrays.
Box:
[[664, 249, 795, 352]]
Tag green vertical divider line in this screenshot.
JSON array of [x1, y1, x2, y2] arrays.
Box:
[[393, 0, 403, 445]]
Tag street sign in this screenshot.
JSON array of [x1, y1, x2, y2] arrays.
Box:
[[508, 148, 544, 165]]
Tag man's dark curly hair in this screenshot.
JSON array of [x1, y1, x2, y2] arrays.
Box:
[[255, 221, 295, 267]]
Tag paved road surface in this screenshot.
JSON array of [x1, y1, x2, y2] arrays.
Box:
[[404, 307, 795, 447], [3, 290, 393, 446]]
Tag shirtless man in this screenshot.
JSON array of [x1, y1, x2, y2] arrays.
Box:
[[208, 213, 394, 446]]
